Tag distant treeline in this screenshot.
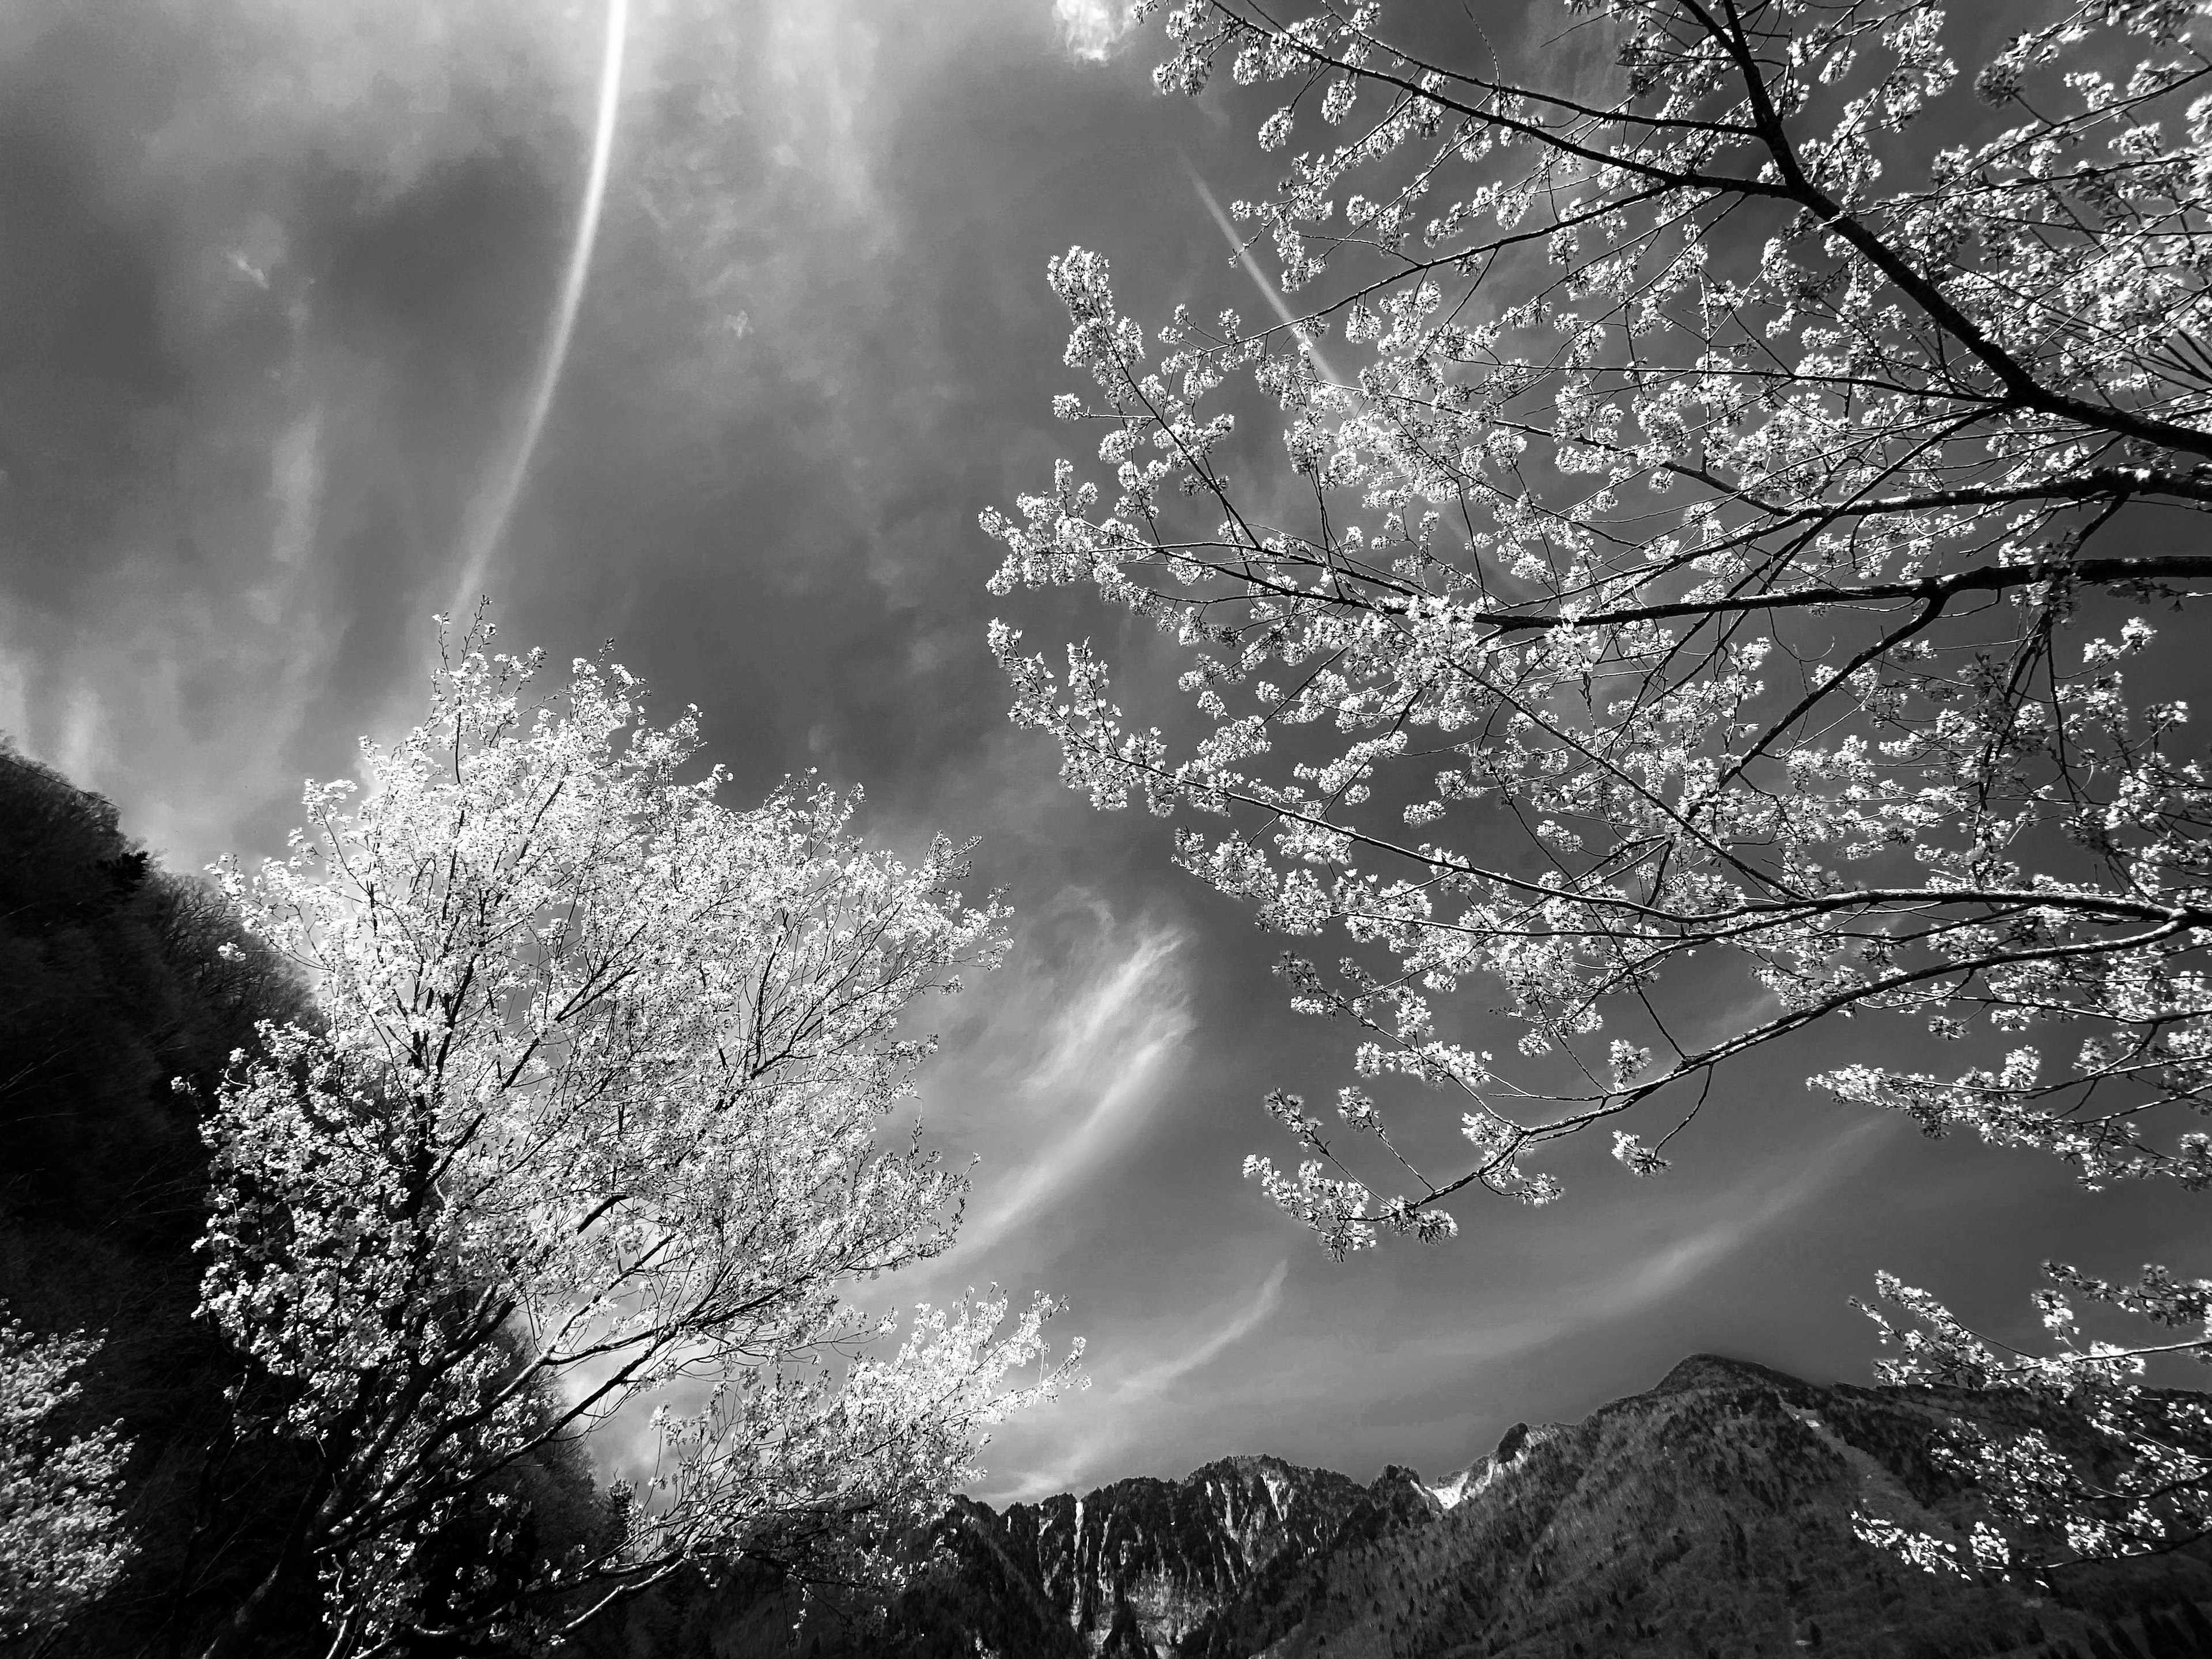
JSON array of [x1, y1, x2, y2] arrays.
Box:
[[0, 747, 598, 1658]]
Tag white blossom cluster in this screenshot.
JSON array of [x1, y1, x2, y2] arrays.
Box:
[[987, 0, 2212, 1562], [0, 1320, 132, 1642], [198, 622, 1077, 1652]]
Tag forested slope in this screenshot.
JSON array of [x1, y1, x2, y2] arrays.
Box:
[[0, 745, 327, 1654]]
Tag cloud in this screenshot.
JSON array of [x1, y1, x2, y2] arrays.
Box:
[[0, 0, 607, 857], [0, 0, 932, 863], [0, 351, 354, 862], [761, 0, 882, 212]]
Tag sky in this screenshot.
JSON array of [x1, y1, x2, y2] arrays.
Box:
[[2, 0, 2206, 1506]]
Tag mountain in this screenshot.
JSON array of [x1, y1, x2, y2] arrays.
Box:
[[587, 1353, 2212, 1659]]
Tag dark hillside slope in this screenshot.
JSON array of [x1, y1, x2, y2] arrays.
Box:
[[0, 744, 328, 1657], [0, 745, 306, 1244]]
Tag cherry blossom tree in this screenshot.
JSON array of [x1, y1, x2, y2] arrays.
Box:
[[0, 1320, 133, 1646], [194, 621, 1075, 1657], [987, 0, 2212, 1568]]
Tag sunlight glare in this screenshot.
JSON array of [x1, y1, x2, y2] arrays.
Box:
[[1054, 0, 1136, 62]]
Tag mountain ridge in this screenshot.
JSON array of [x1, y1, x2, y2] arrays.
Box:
[[585, 1350, 2212, 1659]]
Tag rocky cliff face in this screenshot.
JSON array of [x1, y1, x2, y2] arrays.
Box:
[[988, 1455, 1370, 1652], [589, 1354, 2212, 1659]]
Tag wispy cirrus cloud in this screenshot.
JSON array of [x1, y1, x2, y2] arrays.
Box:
[[948, 918, 1192, 1266], [1117, 1257, 1290, 1399], [1387, 1116, 1899, 1374], [984, 1256, 1291, 1502], [1585, 1115, 1892, 1319], [997, 1115, 1900, 1476]]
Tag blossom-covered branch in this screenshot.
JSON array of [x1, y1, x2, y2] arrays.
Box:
[[990, 0, 2212, 1239], [990, 0, 2212, 1569]]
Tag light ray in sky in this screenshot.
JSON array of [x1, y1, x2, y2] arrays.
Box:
[[1183, 158, 1343, 388], [448, 0, 629, 624]]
